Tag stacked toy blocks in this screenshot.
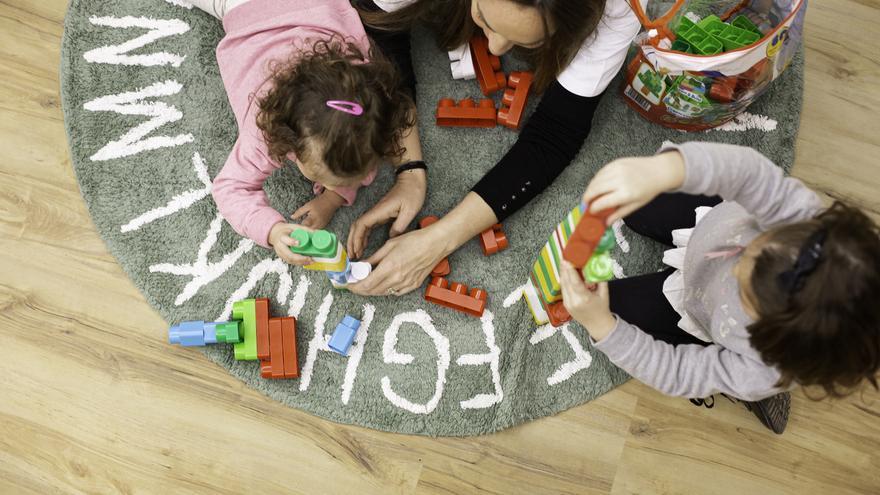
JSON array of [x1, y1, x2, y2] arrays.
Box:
[[479, 224, 508, 256], [672, 15, 761, 55], [470, 34, 506, 96], [436, 98, 497, 128], [169, 298, 299, 379], [328, 315, 361, 356], [290, 229, 370, 289], [524, 203, 616, 327], [419, 216, 451, 277], [497, 72, 533, 130], [425, 277, 488, 317]]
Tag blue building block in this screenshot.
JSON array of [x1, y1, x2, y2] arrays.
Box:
[[169, 320, 240, 347], [328, 315, 361, 356]]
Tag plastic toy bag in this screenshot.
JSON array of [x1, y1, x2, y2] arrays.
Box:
[[622, 0, 806, 131]]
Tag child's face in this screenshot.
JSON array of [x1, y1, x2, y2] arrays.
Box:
[[733, 233, 772, 320], [293, 154, 374, 192]]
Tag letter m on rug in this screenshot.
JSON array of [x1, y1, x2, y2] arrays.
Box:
[[83, 80, 194, 161]]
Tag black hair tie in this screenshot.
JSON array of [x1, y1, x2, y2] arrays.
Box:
[[777, 228, 828, 295]]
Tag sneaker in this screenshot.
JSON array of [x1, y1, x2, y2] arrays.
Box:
[[742, 392, 791, 434], [689, 396, 715, 408]]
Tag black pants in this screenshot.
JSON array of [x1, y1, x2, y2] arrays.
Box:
[[608, 193, 722, 347]]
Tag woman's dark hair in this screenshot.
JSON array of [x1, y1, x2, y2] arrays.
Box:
[[256, 37, 414, 178], [748, 201, 880, 398], [358, 0, 607, 92]]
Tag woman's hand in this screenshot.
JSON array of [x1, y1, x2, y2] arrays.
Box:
[[583, 151, 686, 224], [347, 224, 449, 296], [347, 169, 427, 259], [268, 222, 314, 266], [559, 260, 616, 341]]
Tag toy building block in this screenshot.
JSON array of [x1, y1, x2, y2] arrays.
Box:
[[328, 315, 361, 356], [424, 277, 487, 317], [670, 39, 693, 53], [262, 317, 286, 378], [583, 251, 614, 283], [470, 34, 506, 96], [675, 17, 723, 55], [280, 317, 298, 377], [479, 223, 509, 256], [732, 15, 762, 36], [546, 301, 572, 328], [290, 229, 348, 272], [561, 206, 613, 268], [699, 17, 759, 51], [436, 98, 497, 128], [448, 43, 476, 80], [232, 298, 259, 361], [419, 216, 451, 277], [169, 320, 240, 347], [523, 280, 549, 325], [497, 71, 533, 130], [329, 261, 373, 289], [709, 76, 737, 103], [255, 298, 270, 360]]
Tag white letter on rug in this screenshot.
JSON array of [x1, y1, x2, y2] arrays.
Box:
[[84, 16, 190, 67], [164, 0, 194, 9], [83, 80, 194, 161], [530, 323, 593, 386], [149, 213, 254, 306], [216, 258, 293, 320], [456, 310, 503, 409], [380, 310, 450, 415], [121, 151, 211, 233]]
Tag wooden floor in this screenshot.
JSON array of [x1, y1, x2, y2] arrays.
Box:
[[2, 1, 879, 493]]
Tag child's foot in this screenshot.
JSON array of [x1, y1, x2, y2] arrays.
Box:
[[742, 392, 790, 434], [291, 190, 346, 230]]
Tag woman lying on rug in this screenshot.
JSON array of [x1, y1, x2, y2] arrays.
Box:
[[558, 141, 880, 434], [190, 0, 427, 265], [345, 0, 646, 296]]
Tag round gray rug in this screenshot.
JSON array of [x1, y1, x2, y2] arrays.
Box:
[[60, 0, 804, 435]]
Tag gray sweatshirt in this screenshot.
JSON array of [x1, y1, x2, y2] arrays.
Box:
[[593, 141, 824, 401]]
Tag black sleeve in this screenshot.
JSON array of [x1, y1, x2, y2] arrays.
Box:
[[471, 81, 602, 221], [353, 0, 417, 98]]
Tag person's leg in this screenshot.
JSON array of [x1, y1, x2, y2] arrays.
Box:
[[187, 0, 251, 19], [608, 268, 709, 347], [623, 192, 722, 246]]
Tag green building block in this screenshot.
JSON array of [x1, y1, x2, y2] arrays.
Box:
[[732, 15, 762, 36], [675, 17, 723, 55], [671, 39, 693, 53], [214, 321, 241, 344], [583, 252, 614, 283], [596, 228, 616, 254], [701, 19, 760, 51], [697, 15, 723, 34], [232, 298, 258, 361], [290, 229, 337, 258]]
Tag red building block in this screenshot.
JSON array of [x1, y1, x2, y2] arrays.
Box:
[[255, 298, 270, 360], [279, 316, 299, 378], [436, 98, 497, 128], [562, 208, 613, 268], [424, 277, 487, 317], [470, 34, 506, 96], [709, 76, 737, 103], [546, 301, 571, 327], [479, 223, 509, 256], [497, 71, 533, 129], [261, 317, 286, 379], [419, 216, 451, 277]]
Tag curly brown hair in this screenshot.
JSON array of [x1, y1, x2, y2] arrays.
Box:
[[358, 0, 607, 92], [256, 37, 414, 178], [748, 201, 880, 398]]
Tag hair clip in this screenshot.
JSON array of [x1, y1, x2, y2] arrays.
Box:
[[777, 229, 827, 295], [326, 100, 363, 116]]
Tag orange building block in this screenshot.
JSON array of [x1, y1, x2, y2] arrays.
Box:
[[279, 316, 298, 378], [261, 317, 285, 379], [479, 223, 509, 256], [419, 216, 451, 277], [255, 298, 270, 360], [424, 277, 487, 317], [546, 301, 571, 328], [497, 71, 533, 129], [470, 34, 506, 96], [562, 208, 613, 268], [709, 76, 737, 103], [436, 98, 497, 128]]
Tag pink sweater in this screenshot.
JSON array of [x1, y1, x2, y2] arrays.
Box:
[[211, 0, 374, 248]]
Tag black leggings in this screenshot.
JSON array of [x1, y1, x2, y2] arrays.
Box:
[[608, 193, 722, 347]]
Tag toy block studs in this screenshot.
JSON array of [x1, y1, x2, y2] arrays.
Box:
[[470, 35, 506, 96], [329, 315, 361, 356], [479, 223, 509, 256], [290, 229, 336, 258], [448, 43, 476, 80], [436, 98, 497, 128], [424, 277, 487, 317], [497, 71, 533, 130], [419, 216, 451, 277]]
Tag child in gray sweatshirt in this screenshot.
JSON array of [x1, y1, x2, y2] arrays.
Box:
[[559, 141, 880, 434]]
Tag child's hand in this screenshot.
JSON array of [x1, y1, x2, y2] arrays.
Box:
[[559, 260, 616, 341], [291, 190, 346, 231], [583, 151, 686, 224], [268, 222, 314, 266]]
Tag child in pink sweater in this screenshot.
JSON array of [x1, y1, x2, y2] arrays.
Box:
[[191, 0, 419, 264]]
